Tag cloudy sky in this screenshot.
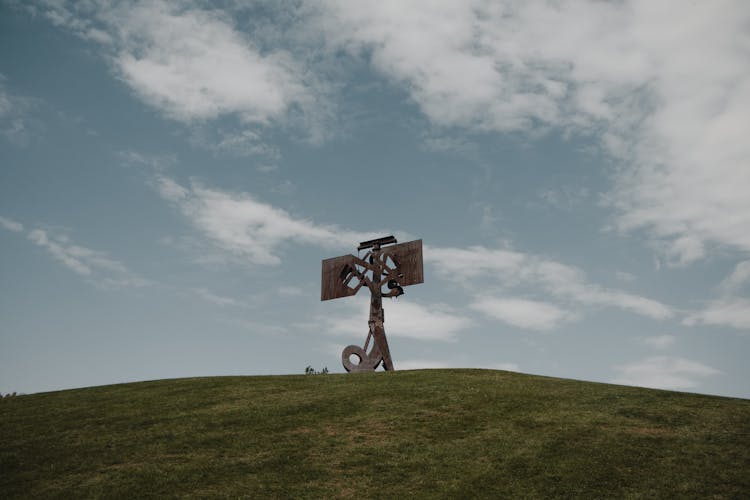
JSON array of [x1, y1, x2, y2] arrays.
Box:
[[1, 0, 749, 398]]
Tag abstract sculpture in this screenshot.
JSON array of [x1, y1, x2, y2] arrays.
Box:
[[321, 236, 423, 372]]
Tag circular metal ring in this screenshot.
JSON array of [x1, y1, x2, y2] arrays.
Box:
[[342, 344, 373, 372]]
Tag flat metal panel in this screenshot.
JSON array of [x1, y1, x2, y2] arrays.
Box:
[[382, 239, 423, 286], [321, 254, 359, 301]]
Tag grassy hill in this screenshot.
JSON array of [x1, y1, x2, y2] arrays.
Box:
[[2, 369, 749, 498]]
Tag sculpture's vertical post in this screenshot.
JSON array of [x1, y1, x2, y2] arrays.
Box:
[[368, 245, 394, 370]]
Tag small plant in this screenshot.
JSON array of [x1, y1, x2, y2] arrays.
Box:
[[304, 365, 329, 375]]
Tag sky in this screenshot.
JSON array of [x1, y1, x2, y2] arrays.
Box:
[[1, 0, 749, 398]]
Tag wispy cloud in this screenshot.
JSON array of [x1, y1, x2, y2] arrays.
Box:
[[537, 185, 590, 211], [37, 1, 311, 124], [277, 286, 304, 297], [615, 271, 636, 283], [642, 334, 676, 350], [612, 356, 721, 391], [1, 218, 149, 289], [0, 76, 35, 146], [26, 228, 149, 288], [28, 229, 95, 276], [118, 150, 176, 173], [189, 287, 243, 308], [470, 297, 576, 331], [718, 261, 750, 295], [32, 0, 331, 152], [0, 215, 24, 232], [154, 175, 383, 265], [195, 129, 282, 160], [114, 6, 306, 125], [684, 261, 750, 331], [428, 245, 673, 324], [684, 298, 750, 331]]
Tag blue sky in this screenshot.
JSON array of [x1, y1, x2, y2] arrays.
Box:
[[1, 1, 749, 398]]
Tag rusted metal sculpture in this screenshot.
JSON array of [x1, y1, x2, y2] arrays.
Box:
[[321, 236, 423, 372]]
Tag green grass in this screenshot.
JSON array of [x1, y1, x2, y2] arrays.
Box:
[[2, 369, 749, 498]]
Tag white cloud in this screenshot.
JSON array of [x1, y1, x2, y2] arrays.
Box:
[[615, 271, 636, 283], [38, 1, 310, 124], [28, 229, 95, 276], [0, 79, 11, 116], [538, 260, 673, 320], [34, 1, 330, 149], [642, 334, 676, 349], [315, 296, 473, 342], [315, 0, 573, 131], [24, 228, 148, 288], [113, 5, 305, 124], [0, 77, 34, 146], [314, 1, 750, 263], [0, 80, 15, 122], [202, 129, 282, 159], [277, 286, 304, 297], [684, 262, 750, 331], [271, 179, 297, 196], [607, 3, 750, 264], [257, 164, 279, 174], [538, 185, 590, 210], [0, 215, 24, 232], [718, 261, 750, 295], [190, 288, 242, 307], [684, 298, 750, 331], [612, 356, 720, 391], [118, 150, 176, 172], [426, 245, 527, 283], [428, 245, 672, 321], [470, 297, 575, 331], [313, 0, 656, 133], [154, 176, 381, 265]]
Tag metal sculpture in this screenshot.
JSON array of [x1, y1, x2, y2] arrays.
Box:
[[321, 236, 423, 372]]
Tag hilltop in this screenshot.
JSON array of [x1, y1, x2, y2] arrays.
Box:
[[2, 369, 749, 498]]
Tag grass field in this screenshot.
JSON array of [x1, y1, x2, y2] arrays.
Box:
[[2, 369, 749, 498]]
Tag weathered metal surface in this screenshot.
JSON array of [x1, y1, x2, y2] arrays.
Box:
[[321, 236, 423, 372], [321, 254, 360, 301], [380, 239, 424, 287]]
